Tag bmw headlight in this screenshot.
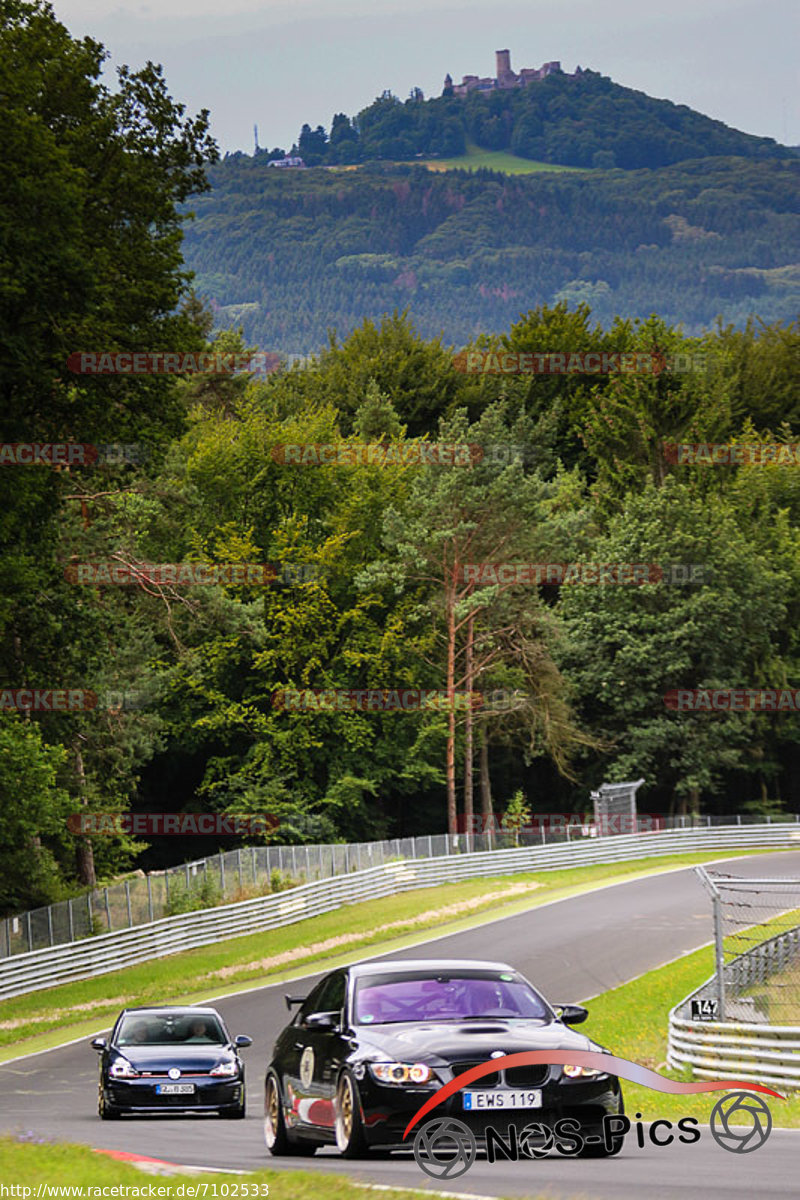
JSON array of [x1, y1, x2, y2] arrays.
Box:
[[109, 1058, 138, 1078], [210, 1059, 239, 1077], [562, 1064, 603, 1079], [369, 1062, 434, 1085]]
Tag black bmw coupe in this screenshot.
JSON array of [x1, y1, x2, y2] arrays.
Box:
[[264, 958, 624, 1158], [92, 1005, 252, 1119]]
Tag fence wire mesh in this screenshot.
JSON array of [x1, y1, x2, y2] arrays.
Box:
[[2, 813, 798, 959], [698, 867, 800, 1025]]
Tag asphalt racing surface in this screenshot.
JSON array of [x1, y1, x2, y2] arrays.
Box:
[[2, 851, 799, 1199]]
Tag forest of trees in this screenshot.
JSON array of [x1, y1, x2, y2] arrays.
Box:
[[2, 2, 800, 918], [274, 69, 792, 170], [183, 155, 800, 349]]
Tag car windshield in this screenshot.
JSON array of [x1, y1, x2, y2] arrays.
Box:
[[353, 973, 550, 1025], [117, 1013, 226, 1046]]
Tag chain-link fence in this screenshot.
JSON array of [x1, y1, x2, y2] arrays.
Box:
[[2, 813, 797, 958], [697, 866, 800, 1025]]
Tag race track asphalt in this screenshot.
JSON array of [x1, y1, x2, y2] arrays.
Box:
[[2, 850, 799, 1199]]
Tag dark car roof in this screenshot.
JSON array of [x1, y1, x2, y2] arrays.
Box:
[[119, 1006, 222, 1016], [348, 959, 516, 976]]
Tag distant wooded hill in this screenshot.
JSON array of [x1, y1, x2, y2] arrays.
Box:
[[261, 69, 792, 171], [181, 156, 800, 350]]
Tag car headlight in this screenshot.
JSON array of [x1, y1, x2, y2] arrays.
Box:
[[210, 1059, 239, 1077], [109, 1058, 138, 1078], [369, 1062, 434, 1085], [562, 1064, 603, 1079]]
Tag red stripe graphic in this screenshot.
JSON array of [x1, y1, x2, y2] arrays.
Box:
[[402, 1049, 784, 1139]]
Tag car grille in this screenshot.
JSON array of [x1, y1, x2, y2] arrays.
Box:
[[449, 1061, 550, 1088], [504, 1065, 549, 1087], [138, 1071, 214, 1077], [451, 1061, 500, 1087]]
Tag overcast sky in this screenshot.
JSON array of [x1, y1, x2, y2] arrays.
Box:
[[54, 0, 799, 155]]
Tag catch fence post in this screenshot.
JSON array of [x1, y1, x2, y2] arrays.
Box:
[[712, 890, 726, 1020]]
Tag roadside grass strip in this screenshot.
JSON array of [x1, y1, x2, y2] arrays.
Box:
[[581, 945, 800, 1127], [0, 1137, 522, 1200], [0, 849, 775, 1060]]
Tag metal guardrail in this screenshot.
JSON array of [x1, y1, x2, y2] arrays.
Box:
[[668, 924, 800, 1088], [4, 813, 797, 958], [1, 836, 455, 958], [2, 823, 799, 1002], [668, 1009, 800, 1088]]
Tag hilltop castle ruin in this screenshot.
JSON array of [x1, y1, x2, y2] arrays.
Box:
[[444, 49, 582, 97]]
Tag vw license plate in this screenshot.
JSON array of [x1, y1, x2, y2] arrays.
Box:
[[155, 1083, 195, 1095], [463, 1089, 541, 1110]]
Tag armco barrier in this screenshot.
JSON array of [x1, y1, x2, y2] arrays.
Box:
[[2, 824, 799, 1002], [668, 989, 800, 1089], [5, 814, 796, 957], [667, 922, 800, 1088]]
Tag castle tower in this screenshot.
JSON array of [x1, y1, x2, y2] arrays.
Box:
[[495, 48, 512, 81]]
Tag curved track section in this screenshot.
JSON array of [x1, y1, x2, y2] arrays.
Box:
[[2, 851, 799, 1199]]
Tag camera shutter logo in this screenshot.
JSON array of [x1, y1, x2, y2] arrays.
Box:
[[710, 1092, 772, 1153], [518, 1121, 555, 1158], [413, 1117, 477, 1179]]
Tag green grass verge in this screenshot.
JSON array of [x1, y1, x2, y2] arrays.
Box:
[[0, 848, 774, 1061], [0, 1136, 542, 1199], [580, 945, 800, 1126]]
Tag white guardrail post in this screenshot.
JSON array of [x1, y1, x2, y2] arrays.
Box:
[[1, 824, 799, 1002]]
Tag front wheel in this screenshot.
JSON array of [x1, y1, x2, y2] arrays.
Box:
[[264, 1073, 317, 1156], [98, 1091, 121, 1121], [335, 1071, 368, 1158]]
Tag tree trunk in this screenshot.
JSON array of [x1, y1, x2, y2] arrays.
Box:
[[445, 565, 457, 837], [479, 725, 492, 818], [463, 611, 475, 846]]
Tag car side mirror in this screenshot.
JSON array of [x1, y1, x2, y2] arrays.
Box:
[[234, 1034, 253, 1048], [556, 1004, 588, 1025], [91, 1037, 107, 1051], [304, 1010, 339, 1031]]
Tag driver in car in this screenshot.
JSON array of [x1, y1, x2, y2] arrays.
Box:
[[185, 1019, 214, 1042]]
